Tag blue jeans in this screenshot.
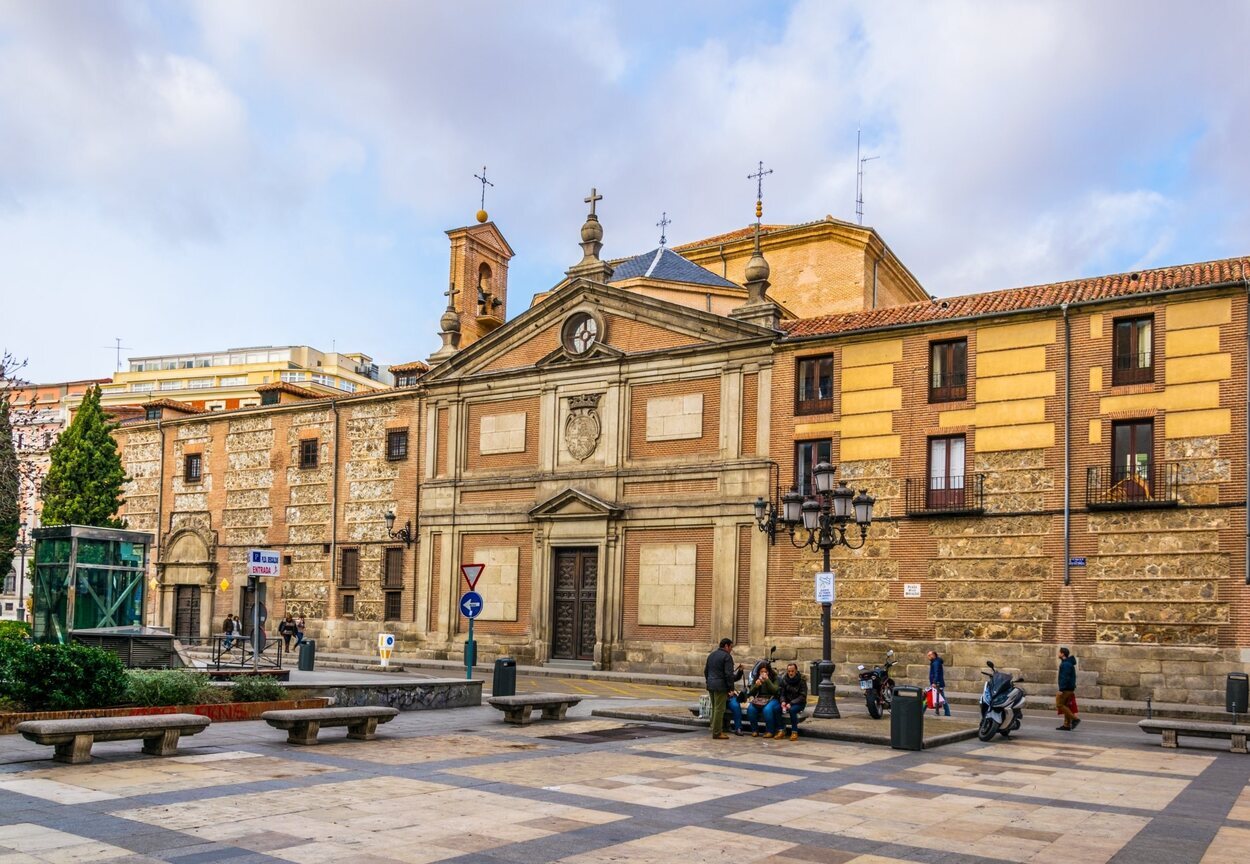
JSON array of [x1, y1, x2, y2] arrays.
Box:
[[726, 698, 743, 732], [784, 699, 807, 733], [747, 698, 781, 734]]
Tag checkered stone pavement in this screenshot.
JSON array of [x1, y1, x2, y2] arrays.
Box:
[[0, 699, 1247, 864]]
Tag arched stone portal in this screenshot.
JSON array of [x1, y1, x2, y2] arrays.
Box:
[[157, 528, 217, 642]]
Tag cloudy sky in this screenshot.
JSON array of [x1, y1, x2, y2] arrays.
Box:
[[2, 1, 1248, 382]]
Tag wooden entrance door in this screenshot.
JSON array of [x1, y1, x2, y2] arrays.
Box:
[[173, 585, 200, 642], [551, 548, 597, 661]]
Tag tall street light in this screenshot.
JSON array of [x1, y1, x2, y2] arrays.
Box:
[[13, 527, 29, 623], [754, 460, 875, 719]]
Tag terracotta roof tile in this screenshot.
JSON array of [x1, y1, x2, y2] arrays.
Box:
[[784, 255, 1250, 339], [389, 360, 431, 375], [255, 381, 324, 399], [139, 398, 205, 414], [670, 225, 789, 252]]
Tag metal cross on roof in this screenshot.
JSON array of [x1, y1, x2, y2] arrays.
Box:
[[748, 161, 773, 203], [584, 187, 602, 216], [473, 165, 494, 211], [656, 211, 671, 247]]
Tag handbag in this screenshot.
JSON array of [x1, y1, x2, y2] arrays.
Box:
[[750, 695, 771, 708]]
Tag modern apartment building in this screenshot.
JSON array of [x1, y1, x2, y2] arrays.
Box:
[[75, 346, 395, 416]]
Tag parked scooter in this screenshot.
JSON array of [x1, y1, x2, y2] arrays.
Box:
[[977, 660, 1026, 741], [857, 649, 897, 719]]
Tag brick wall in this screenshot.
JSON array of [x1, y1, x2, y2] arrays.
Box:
[[459, 531, 532, 637], [622, 527, 713, 643]]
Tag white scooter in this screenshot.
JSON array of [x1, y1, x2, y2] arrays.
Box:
[[977, 660, 1026, 742]]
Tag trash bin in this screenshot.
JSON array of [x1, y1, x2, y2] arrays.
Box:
[[890, 685, 924, 751], [1228, 672, 1249, 715], [297, 640, 316, 672], [493, 657, 517, 697]]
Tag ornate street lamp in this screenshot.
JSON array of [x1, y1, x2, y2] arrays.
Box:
[[384, 510, 413, 548], [13, 527, 29, 623], [754, 460, 875, 719]]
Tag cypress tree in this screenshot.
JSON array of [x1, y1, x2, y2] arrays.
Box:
[[41, 385, 127, 528], [0, 400, 18, 580]]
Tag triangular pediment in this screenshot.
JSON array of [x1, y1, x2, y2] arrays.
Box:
[[423, 278, 778, 382], [529, 488, 623, 520]]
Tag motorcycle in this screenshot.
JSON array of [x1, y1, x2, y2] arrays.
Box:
[[857, 649, 896, 719], [977, 660, 1026, 742]]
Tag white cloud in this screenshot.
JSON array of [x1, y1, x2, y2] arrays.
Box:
[[1, 0, 1248, 382]]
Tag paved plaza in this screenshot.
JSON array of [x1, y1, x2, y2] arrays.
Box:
[[0, 694, 1248, 864]]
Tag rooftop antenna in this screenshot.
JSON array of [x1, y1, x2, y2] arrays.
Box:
[[855, 128, 879, 226], [100, 338, 132, 372]]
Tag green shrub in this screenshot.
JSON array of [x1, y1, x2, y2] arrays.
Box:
[[6, 643, 128, 710], [230, 675, 289, 703], [0, 620, 31, 641], [0, 638, 32, 700], [126, 668, 215, 707]]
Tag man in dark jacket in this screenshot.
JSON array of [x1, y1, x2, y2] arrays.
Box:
[[927, 650, 950, 716], [704, 638, 739, 740], [1056, 647, 1080, 731], [778, 663, 807, 740], [222, 614, 236, 651]]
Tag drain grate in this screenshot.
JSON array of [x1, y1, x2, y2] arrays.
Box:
[[540, 724, 694, 744]]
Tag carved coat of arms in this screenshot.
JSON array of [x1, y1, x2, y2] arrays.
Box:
[[564, 393, 602, 461]]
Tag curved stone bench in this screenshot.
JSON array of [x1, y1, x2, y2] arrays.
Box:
[[17, 714, 211, 764], [1139, 718, 1248, 754], [261, 706, 398, 745], [488, 693, 581, 725]]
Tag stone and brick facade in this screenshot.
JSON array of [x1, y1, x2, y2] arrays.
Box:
[[112, 207, 1250, 704]]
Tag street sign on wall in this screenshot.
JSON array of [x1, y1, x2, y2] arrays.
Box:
[[247, 549, 281, 578]]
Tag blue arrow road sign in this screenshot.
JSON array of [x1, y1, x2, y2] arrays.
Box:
[[460, 591, 484, 619]]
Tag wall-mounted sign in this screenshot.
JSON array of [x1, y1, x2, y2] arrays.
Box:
[[903, 583, 921, 598]]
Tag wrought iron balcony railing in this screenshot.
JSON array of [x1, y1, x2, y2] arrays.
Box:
[[904, 474, 985, 515], [1086, 463, 1179, 509]]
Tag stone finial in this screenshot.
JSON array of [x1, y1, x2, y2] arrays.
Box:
[[731, 216, 780, 330], [428, 282, 463, 363], [566, 187, 614, 282]]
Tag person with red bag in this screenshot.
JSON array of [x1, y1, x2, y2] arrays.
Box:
[[925, 650, 950, 716]]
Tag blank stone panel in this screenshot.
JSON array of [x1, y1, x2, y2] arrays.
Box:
[[645, 394, 703, 441], [479, 412, 527, 454], [638, 542, 696, 626], [475, 546, 519, 621]]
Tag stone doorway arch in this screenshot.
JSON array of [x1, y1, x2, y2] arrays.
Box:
[[156, 527, 218, 641]]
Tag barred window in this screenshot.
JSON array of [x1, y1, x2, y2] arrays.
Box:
[[383, 547, 404, 589], [341, 594, 355, 616], [384, 591, 402, 621], [387, 429, 409, 461], [184, 453, 202, 483], [299, 439, 319, 469], [340, 548, 359, 588]]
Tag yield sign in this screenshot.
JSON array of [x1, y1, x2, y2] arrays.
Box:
[[461, 563, 485, 591]]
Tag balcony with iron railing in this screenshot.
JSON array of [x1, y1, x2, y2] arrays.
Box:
[[1087, 463, 1179, 509], [904, 474, 985, 515], [1112, 351, 1154, 386]]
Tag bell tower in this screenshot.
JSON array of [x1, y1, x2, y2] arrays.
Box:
[[442, 216, 515, 351]]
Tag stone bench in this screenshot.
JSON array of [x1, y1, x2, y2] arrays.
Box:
[[688, 703, 811, 724], [1139, 718, 1248, 754], [17, 714, 211, 764], [488, 693, 582, 725], [261, 706, 399, 745]]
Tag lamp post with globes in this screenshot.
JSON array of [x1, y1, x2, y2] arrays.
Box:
[[754, 461, 875, 719]]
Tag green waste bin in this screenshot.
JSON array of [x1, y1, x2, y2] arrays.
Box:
[[297, 640, 316, 671], [492, 657, 517, 697], [890, 685, 924, 751]]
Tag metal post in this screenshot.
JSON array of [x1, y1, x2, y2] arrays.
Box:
[[15, 529, 28, 623], [466, 617, 475, 680], [252, 581, 262, 672], [813, 543, 840, 718]]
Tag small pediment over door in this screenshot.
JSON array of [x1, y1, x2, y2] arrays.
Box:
[[529, 488, 623, 521]]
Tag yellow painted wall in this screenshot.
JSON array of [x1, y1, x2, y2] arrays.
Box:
[[837, 338, 902, 461]]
